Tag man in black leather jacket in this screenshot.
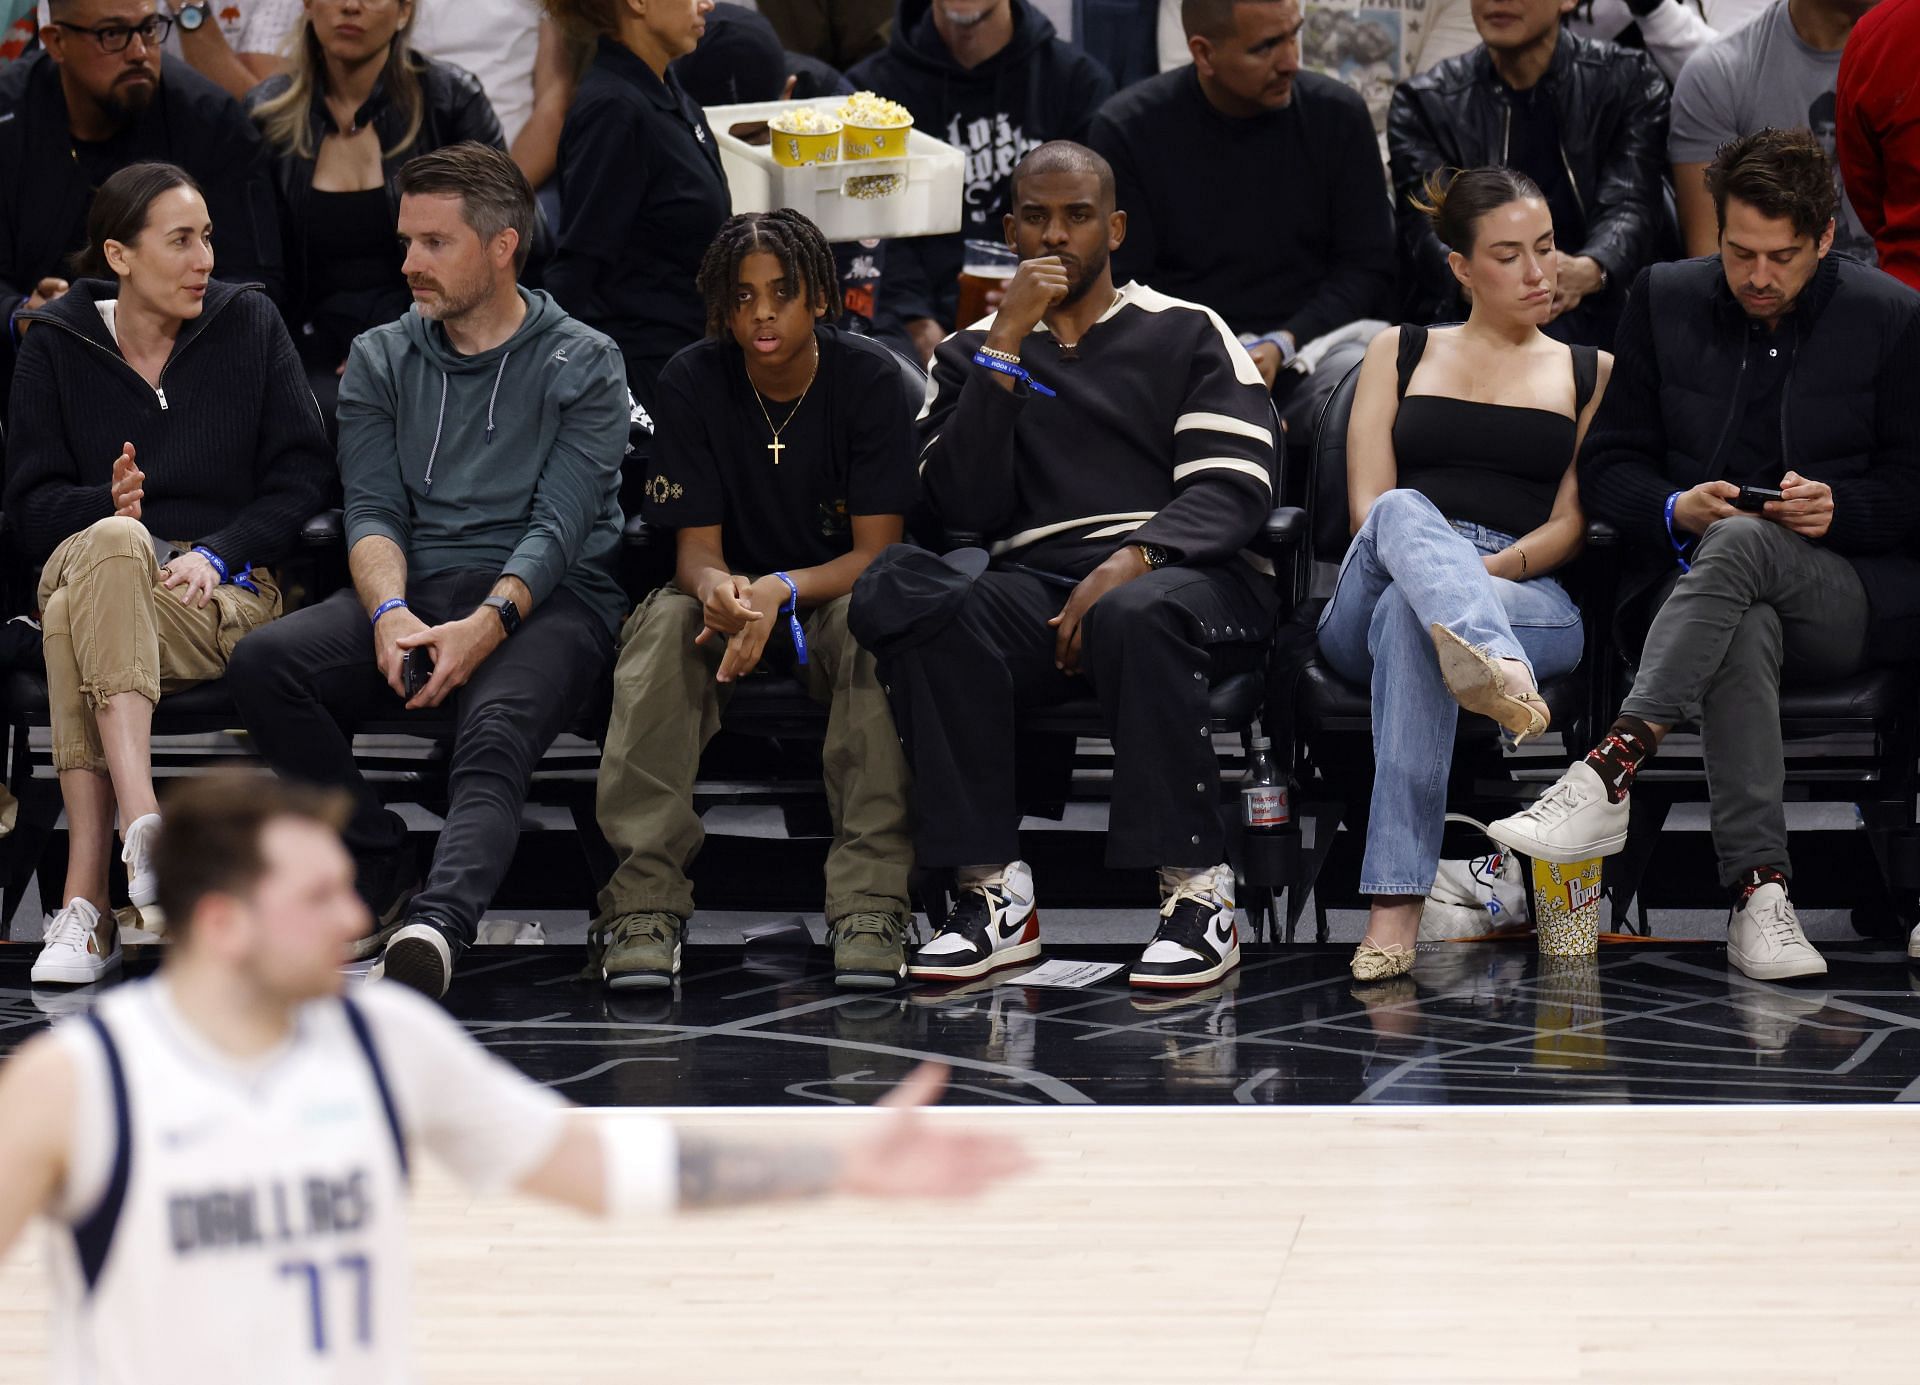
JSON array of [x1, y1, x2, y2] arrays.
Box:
[[1387, 0, 1670, 347]]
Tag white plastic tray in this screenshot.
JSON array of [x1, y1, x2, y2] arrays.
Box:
[[706, 99, 964, 243]]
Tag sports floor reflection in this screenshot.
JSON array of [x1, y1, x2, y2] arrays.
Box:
[[6, 941, 1920, 1105]]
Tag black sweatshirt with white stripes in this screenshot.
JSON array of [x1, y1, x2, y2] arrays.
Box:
[[916, 282, 1276, 578]]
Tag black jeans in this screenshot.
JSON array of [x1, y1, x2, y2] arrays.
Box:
[[876, 563, 1276, 870], [227, 569, 613, 947]]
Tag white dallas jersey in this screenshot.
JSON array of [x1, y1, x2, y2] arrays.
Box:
[[43, 979, 578, 1385]]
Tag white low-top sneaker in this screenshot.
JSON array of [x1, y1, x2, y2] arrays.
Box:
[[1485, 762, 1629, 864], [121, 812, 162, 909], [32, 898, 121, 986], [1727, 882, 1827, 981]]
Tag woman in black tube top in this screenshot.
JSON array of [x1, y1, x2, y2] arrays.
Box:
[[1318, 166, 1615, 983]]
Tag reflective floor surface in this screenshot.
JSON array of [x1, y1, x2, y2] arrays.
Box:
[[6, 940, 1920, 1105]]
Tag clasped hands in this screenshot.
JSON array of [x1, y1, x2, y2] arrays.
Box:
[[1671, 471, 1835, 541]]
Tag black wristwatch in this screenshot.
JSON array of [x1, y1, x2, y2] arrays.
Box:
[[175, 2, 212, 31], [1137, 544, 1170, 571], [482, 595, 521, 638]]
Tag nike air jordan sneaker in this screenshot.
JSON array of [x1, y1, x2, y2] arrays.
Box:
[[908, 862, 1041, 982], [1130, 864, 1241, 990]]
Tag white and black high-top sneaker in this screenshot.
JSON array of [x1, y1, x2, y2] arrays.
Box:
[[907, 862, 1041, 982], [1130, 864, 1240, 990]]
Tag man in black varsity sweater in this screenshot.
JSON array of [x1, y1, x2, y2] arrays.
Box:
[[1490, 130, 1920, 981], [850, 142, 1278, 992]]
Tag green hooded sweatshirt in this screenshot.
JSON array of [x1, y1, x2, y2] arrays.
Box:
[[339, 287, 629, 633]]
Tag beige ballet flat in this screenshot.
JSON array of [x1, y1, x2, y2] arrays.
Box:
[[1429, 623, 1551, 745], [1350, 940, 1417, 982]]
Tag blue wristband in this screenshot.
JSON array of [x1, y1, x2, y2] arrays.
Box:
[[371, 597, 410, 628], [190, 545, 229, 582], [1663, 491, 1693, 574], [771, 571, 808, 667], [971, 350, 1057, 398]]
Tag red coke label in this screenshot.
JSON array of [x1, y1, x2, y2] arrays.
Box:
[[1242, 783, 1290, 829]]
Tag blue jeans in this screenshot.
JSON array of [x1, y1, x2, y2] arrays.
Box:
[[1317, 489, 1584, 896]]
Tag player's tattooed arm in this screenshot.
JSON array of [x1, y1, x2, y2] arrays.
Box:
[[674, 1138, 844, 1210]]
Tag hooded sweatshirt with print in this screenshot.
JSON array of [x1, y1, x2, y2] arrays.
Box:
[[338, 286, 630, 635], [848, 0, 1113, 335]]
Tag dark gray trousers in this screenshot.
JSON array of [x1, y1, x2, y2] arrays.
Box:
[[1619, 519, 1869, 886]]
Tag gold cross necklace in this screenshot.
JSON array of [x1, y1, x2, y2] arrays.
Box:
[[748, 340, 820, 465]]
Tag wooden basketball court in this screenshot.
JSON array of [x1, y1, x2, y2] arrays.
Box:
[[4, 1104, 1913, 1383]]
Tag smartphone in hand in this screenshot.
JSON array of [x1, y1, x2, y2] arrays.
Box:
[[404, 647, 434, 700], [1735, 484, 1785, 512]]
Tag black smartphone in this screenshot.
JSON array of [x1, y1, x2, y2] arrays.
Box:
[[404, 647, 434, 700], [1735, 484, 1785, 512]]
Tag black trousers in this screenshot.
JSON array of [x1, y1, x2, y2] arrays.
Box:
[[226, 569, 613, 947], [876, 564, 1275, 870]]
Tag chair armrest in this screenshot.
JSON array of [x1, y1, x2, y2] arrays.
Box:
[[624, 513, 663, 548], [1248, 507, 1308, 560], [1585, 520, 1620, 548], [301, 509, 344, 548]]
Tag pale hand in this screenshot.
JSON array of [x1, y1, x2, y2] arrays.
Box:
[[374, 607, 430, 698], [1671, 480, 1742, 536], [837, 1064, 1030, 1200], [984, 257, 1070, 351], [1764, 470, 1835, 539], [1551, 256, 1606, 320], [160, 550, 220, 610], [394, 610, 504, 710], [1247, 341, 1282, 390], [110, 444, 144, 520]]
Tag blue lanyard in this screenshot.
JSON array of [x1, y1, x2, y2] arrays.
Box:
[[970, 351, 1057, 397], [772, 572, 807, 666], [1663, 492, 1693, 573]]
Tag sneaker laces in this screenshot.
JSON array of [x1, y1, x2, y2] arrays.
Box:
[[1752, 893, 1803, 947], [581, 911, 678, 978], [1521, 776, 1590, 826], [1157, 866, 1231, 920], [43, 903, 96, 951], [834, 912, 906, 945]]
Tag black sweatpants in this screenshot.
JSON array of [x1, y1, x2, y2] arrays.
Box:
[[226, 569, 613, 948], [876, 563, 1275, 870]]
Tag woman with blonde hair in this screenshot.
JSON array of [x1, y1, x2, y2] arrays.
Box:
[[249, 0, 506, 420]]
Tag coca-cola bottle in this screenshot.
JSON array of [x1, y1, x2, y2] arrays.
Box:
[[1241, 735, 1290, 830]]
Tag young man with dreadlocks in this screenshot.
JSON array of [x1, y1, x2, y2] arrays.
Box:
[[590, 209, 922, 990]]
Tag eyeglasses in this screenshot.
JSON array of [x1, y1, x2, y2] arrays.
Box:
[[54, 13, 174, 54]]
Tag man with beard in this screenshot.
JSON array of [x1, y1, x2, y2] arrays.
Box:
[[0, 0, 281, 404], [227, 144, 628, 1002], [848, 142, 1279, 992]]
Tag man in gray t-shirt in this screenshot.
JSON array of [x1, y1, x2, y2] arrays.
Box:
[[1668, 0, 1880, 263]]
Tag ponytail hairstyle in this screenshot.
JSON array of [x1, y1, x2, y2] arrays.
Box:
[[1411, 166, 1546, 255], [695, 210, 842, 339], [71, 162, 204, 280]]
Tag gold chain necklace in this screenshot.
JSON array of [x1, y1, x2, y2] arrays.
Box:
[[748, 341, 820, 466]]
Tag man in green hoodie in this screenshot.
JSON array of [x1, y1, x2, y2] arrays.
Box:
[[228, 142, 631, 1001]]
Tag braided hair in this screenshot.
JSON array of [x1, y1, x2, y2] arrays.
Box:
[[695, 209, 841, 339]]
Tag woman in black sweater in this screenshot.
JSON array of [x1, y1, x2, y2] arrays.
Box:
[[3, 163, 331, 988], [249, 0, 506, 423]]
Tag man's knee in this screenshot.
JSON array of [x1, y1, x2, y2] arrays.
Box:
[[1083, 576, 1186, 663], [77, 514, 152, 560], [225, 609, 307, 696], [1693, 517, 1793, 566]]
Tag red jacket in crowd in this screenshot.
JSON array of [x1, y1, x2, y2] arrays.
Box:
[[1838, 0, 1920, 291]]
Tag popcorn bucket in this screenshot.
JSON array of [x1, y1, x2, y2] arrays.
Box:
[[1532, 953, 1606, 1068], [838, 91, 914, 160], [770, 123, 842, 168], [1530, 855, 1604, 956]]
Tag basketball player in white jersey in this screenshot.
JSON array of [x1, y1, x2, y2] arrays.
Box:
[[0, 778, 1024, 1384]]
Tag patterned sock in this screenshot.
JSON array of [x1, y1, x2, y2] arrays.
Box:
[[1733, 866, 1789, 906], [1582, 715, 1658, 803]]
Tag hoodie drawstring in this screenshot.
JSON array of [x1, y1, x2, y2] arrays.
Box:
[[424, 372, 448, 493], [485, 350, 511, 444]]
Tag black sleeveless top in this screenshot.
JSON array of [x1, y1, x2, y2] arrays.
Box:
[[1390, 325, 1599, 540]]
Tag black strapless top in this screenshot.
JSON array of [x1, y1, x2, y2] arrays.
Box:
[[1390, 325, 1598, 541]]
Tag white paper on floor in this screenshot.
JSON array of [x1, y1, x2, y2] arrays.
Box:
[[1003, 959, 1125, 989]]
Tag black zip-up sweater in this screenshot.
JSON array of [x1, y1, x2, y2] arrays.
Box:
[[919, 282, 1275, 578], [1578, 254, 1920, 653], [4, 279, 333, 570]]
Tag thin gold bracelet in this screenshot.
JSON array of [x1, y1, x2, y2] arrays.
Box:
[[975, 345, 1022, 365], [1515, 547, 1529, 578]]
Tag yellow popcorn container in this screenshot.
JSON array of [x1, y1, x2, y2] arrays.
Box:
[[769, 116, 842, 168], [838, 92, 914, 160], [1530, 855, 1605, 956], [1532, 954, 1607, 1068]]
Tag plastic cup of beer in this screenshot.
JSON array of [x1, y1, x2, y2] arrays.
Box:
[[1530, 855, 1605, 956], [957, 239, 1020, 329]]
